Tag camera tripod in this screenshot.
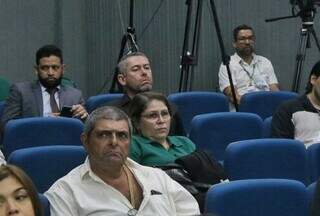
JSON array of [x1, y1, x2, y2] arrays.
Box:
[[292, 21, 320, 92], [179, 0, 238, 110], [109, 0, 139, 93], [266, 5, 320, 92]]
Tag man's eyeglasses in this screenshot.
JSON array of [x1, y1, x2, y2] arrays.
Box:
[[141, 110, 170, 121], [237, 36, 255, 43], [38, 65, 62, 71]]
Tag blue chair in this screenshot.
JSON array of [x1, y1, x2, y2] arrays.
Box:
[[239, 91, 298, 119], [205, 179, 308, 216], [224, 138, 307, 183], [263, 116, 272, 138], [86, 93, 123, 113], [38, 193, 50, 216], [307, 181, 317, 214], [3, 117, 84, 157], [8, 145, 87, 193], [168, 91, 229, 134], [189, 112, 263, 161], [0, 100, 5, 119], [307, 143, 320, 183]]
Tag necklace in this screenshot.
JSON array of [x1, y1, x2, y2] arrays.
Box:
[[123, 165, 138, 209]]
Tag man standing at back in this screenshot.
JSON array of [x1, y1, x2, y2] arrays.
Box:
[[219, 24, 279, 106], [105, 52, 185, 135], [1, 44, 88, 127]]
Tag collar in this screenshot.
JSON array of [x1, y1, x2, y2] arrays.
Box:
[[133, 135, 183, 147], [80, 157, 149, 182], [234, 52, 259, 65], [39, 82, 61, 93]]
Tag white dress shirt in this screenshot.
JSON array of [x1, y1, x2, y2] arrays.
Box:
[[40, 84, 60, 117], [219, 53, 278, 96], [45, 158, 200, 216]]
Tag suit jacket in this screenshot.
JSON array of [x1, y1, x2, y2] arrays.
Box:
[[1, 81, 85, 126]]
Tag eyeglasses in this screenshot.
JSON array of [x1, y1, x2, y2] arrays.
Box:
[[141, 110, 170, 121], [237, 36, 255, 43], [38, 64, 62, 71]]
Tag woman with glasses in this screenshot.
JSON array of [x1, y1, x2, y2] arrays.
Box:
[[129, 91, 195, 166], [0, 164, 44, 216]]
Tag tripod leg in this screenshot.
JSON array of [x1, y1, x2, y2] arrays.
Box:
[[310, 27, 320, 53], [292, 28, 309, 92], [108, 35, 128, 93]]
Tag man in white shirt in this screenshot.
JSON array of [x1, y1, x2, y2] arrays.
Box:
[[45, 106, 200, 216], [219, 24, 279, 105]]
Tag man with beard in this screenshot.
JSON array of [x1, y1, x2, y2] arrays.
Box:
[[219, 24, 279, 106], [102, 52, 185, 135], [272, 61, 320, 148], [1, 45, 88, 127]]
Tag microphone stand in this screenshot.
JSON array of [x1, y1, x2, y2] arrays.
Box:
[[109, 0, 139, 93]]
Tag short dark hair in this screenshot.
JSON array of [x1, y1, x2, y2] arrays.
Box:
[[36, 45, 63, 65], [0, 164, 44, 216], [306, 60, 320, 93], [233, 24, 254, 42], [129, 91, 172, 134]]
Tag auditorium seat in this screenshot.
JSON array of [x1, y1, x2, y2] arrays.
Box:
[[86, 93, 123, 113]]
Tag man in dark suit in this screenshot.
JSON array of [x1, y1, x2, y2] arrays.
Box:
[[1, 45, 88, 127], [105, 52, 185, 136]]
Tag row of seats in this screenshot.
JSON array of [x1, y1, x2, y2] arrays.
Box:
[[36, 178, 318, 216], [1, 112, 274, 158], [6, 139, 320, 194], [0, 90, 298, 133], [84, 90, 297, 134]]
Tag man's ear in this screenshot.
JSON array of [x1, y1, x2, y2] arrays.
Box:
[[61, 64, 66, 75], [81, 133, 89, 151], [34, 66, 39, 76], [232, 41, 237, 49], [117, 73, 126, 86], [310, 75, 318, 85]]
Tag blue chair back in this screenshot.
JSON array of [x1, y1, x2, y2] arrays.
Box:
[[3, 117, 84, 157], [307, 181, 317, 215], [224, 138, 307, 183], [205, 179, 308, 216], [263, 116, 272, 138], [307, 143, 320, 183], [239, 91, 298, 119], [189, 112, 263, 161], [168, 91, 229, 134], [8, 145, 87, 193], [86, 93, 123, 113], [0, 100, 5, 119], [38, 193, 50, 216]]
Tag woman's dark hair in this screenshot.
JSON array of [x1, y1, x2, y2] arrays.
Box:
[[306, 60, 320, 94], [0, 164, 43, 216], [129, 91, 172, 134]]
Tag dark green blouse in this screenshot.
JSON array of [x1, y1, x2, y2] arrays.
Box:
[[129, 135, 196, 166]]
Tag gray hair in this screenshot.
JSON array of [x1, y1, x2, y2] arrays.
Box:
[[83, 106, 133, 137], [117, 51, 149, 75]]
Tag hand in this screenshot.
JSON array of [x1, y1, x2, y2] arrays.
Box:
[[71, 104, 88, 120]]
